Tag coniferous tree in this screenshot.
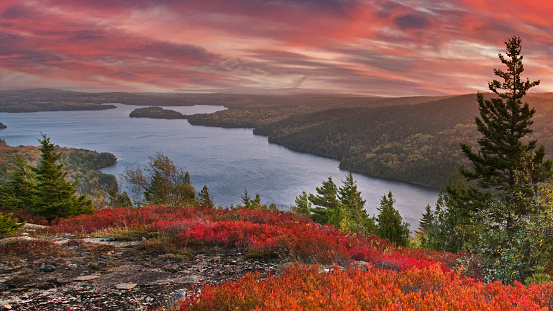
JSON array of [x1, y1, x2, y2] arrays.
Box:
[[241, 189, 252, 208], [423, 173, 476, 252], [0, 212, 24, 235], [376, 192, 410, 247], [459, 36, 553, 234], [440, 36, 553, 282], [32, 134, 93, 221], [240, 190, 270, 210], [107, 185, 132, 208], [293, 191, 312, 217], [251, 193, 262, 209], [308, 177, 341, 225], [296, 175, 376, 235], [199, 185, 215, 207], [418, 205, 434, 233], [338, 172, 376, 235], [0, 156, 35, 210], [417, 204, 434, 249]]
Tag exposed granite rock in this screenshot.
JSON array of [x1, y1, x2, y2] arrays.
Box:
[[1, 237, 280, 310]]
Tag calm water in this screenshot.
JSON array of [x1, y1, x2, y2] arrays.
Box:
[[0, 104, 439, 227]]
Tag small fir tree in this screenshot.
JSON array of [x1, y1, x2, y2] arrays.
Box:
[[241, 190, 270, 210], [293, 191, 312, 217], [376, 192, 410, 247], [418, 204, 434, 233], [0, 156, 35, 210], [423, 173, 476, 252], [199, 185, 215, 207], [0, 212, 24, 235], [338, 173, 376, 235], [251, 193, 262, 209], [308, 177, 341, 225], [241, 189, 252, 208], [32, 134, 93, 221]]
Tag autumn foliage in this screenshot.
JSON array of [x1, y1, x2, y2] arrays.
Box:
[[49, 206, 553, 310], [178, 264, 553, 310]]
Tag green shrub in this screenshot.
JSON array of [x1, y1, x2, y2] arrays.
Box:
[[525, 266, 552, 285], [0, 212, 25, 235]]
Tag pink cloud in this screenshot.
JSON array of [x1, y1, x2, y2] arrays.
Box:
[[0, 0, 552, 95]]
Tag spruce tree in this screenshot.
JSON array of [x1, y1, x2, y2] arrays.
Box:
[[241, 189, 252, 208], [0, 212, 24, 235], [293, 191, 312, 217], [418, 205, 434, 233], [338, 172, 376, 235], [308, 177, 341, 225], [199, 185, 215, 207], [251, 193, 262, 209], [32, 134, 93, 221], [0, 156, 35, 210], [460, 36, 553, 233], [376, 192, 410, 247]]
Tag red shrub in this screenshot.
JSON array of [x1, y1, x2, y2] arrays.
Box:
[[173, 264, 553, 311]]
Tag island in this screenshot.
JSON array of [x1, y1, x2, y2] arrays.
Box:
[[129, 106, 187, 119], [0, 122, 6, 129], [0, 102, 117, 113]]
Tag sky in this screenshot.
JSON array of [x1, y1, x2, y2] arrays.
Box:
[[1, 0, 553, 96]]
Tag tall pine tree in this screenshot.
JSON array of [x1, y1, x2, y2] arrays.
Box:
[[459, 36, 553, 233], [32, 134, 93, 221]]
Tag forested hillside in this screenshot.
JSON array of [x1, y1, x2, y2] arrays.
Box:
[[190, 93, 553, 188], [0, 140, 117, 194], [3, 89, 552, 188], [258, 94, 553, 187], [187, 94, 449, 128]]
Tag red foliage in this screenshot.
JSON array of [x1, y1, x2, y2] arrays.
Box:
[[50, 205, 460, 270], [51, 205, 552, 310], [174, 264, 553, 311], [49, 205, 224, 233]]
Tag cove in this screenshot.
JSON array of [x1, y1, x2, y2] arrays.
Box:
[[0, 104, 439, 227]]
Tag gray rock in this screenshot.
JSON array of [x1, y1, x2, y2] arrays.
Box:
[[73, 275, 100, 281], [354, 261, 370, 271], [165, 289, 189, 310], [115, 283, 137, 290], [40, 264, 55, 273]]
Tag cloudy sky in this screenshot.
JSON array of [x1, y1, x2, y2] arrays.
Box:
[[1, 0, 552, 96]]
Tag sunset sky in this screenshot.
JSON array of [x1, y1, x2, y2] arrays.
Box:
[[1, 0, 552, 96]]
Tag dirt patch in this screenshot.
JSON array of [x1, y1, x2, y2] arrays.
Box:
[[0, 236, 280, 310]]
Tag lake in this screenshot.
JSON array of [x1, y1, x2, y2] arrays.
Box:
[[0, 104, 439, 227]]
